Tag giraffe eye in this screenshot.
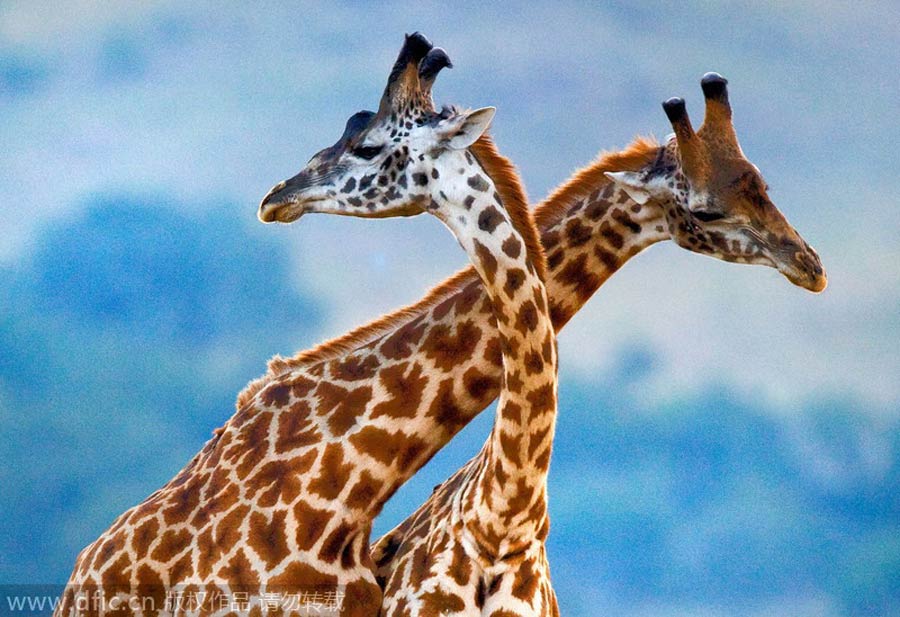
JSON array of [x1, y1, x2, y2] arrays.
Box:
[[693, 210, 726, 223], [353, 145, 383, 160]]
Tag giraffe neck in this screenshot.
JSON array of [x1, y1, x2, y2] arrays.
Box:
[[430, 189, 545, 337], [453, 162, 673, 560], [430, 152, 556, 420], [541, 171, 670, 330], [438, 171, 558, 556]]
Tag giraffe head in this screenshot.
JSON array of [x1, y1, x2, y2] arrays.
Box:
[[258, 32, 495, 225], [606, 73, 826, 293]]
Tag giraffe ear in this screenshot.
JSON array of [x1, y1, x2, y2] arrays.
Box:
[[605, 171, 651, 205], [438, 107, 495, 150]]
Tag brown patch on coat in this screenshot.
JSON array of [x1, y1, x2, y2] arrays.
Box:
[[421, 320, 482, 371], [314, 382, 373, 435], [293, 501, 333, 551], [371, 362, 428, 419], [248, 510, 291, 570], [308, 444, 353, 500], [274, 402, 320, 452]]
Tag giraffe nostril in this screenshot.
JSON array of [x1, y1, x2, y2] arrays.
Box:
[[800, 252, 823, 276]]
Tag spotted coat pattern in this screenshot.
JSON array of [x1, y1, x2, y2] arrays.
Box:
[[56, 71, 827, 617]]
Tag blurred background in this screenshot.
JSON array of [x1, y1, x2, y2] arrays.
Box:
[[1, 2, 898, 615]]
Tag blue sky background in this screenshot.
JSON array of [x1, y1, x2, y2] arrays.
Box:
[[1, 2, 898, 616]]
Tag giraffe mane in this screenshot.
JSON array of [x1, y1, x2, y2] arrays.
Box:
[[235, 132, 536, 410], [534, 136, 660, 229]]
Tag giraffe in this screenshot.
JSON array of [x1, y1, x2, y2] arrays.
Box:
[[55, 32, 547, 617], [263, 41, 562, 617]]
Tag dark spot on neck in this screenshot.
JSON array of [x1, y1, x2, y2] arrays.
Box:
[[478, 206, 504, 233], [468, 175, 489, 192]]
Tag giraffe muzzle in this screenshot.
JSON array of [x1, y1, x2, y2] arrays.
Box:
[[259, 200, 305, 223], [258, 180, 316, 223], [781, 265, 828, 293], [777, 246, 828, 293]]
